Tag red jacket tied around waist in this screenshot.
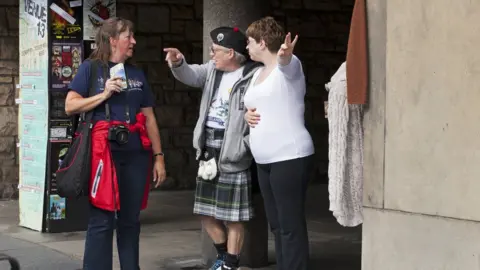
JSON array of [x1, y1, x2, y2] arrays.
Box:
[[90, 112, 152, 211]]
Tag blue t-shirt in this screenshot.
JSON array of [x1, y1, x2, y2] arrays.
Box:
[[68, 60, 155, 151]]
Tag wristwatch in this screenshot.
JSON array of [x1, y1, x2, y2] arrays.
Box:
[[153, 152, 164, 158]]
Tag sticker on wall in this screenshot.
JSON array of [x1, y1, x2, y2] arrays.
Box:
[[49, 195, 66, 220], [51, 42, 83, 91], [83, 0, 116, 41], [50, 0, 83, 41]]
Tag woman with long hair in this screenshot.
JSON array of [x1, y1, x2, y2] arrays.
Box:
[[243, 17, 314, 270], [65, 17, 166, 269]]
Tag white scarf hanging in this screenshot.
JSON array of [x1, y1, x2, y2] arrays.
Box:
[[325, 62, 364, 227]]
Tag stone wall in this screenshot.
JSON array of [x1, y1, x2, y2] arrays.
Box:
[[0, 0, 353, 198], [0, 0, 19, 199], [116, 0, 353, 188]]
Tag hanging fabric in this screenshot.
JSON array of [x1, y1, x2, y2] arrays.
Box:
[[326, 62, 364, 227]]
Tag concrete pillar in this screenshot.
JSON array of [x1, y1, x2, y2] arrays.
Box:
[[201, 1, 271, 267], [203, 0, 271, 60]]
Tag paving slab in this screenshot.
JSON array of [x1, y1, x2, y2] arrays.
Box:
[[0, 184, 362, 269]]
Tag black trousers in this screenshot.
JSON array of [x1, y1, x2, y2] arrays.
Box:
[[257, 155, 313, 270]]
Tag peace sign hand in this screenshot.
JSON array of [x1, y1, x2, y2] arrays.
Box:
[[277, 32, 298, 58]]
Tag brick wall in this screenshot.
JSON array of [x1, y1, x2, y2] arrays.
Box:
[[0, 0, 353, 198], [0, 0, 19, 199]]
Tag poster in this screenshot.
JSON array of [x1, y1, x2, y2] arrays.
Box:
[[51, 42, 82, 91], [83, 0, 116, 41], [50, 0, 83, 41], [18, 0, 50, 231], [48, 195, 66, 220]]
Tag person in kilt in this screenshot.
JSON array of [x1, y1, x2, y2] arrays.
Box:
[[164, 26, 262, 270]]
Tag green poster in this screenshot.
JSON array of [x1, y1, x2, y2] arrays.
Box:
[[18, 0, 49, 232]]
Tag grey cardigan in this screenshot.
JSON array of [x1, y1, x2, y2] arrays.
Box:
[[170, 59, 262, 173]]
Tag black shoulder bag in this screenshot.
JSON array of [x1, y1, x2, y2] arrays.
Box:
[[56, 60, 99, 198]]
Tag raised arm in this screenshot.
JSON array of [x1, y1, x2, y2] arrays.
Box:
[[277, 33, 302, 80], [164, 47, 212, 88]]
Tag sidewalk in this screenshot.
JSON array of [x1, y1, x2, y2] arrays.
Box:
[[0, 184, 361, 270]]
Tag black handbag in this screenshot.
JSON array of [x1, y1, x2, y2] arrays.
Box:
[[55, 60, 99, 198]]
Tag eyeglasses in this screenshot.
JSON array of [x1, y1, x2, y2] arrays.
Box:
[[210, 45, 230, 54]]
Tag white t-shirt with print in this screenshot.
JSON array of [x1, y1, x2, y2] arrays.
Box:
[[243, 55, 314, 164], [206, 67, 244, 129]]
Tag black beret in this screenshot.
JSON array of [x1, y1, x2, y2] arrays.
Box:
[[210, 26, 248, 56]]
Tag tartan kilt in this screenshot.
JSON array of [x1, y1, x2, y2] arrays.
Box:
[[193, 128, 254, 222]]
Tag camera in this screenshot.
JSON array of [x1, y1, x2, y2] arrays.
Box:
[[108, 125, 130, 145]]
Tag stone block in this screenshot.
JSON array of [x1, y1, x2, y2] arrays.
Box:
[[164, 91, 193, 105], [170, 20, 186, 34], [2, 0, 19, 4], [152, 84, 165, 104], [163, 34, 186, 42], [171, 5, 194, 19], [185, 105, 199, 126], [0, 8, 8, 36], [159, 128, 173, 149], [298, 39, 324, 52], [0, 182, 18, 199], [300, 20, 326, 38], [0, 76, 12, 83], [163, 148, 187, 169], [155, 106, 184, 127], [304, 99, 313, 126], [146, 63, 171, 84], [185, 20, 203, 41], [271, 0, 280, 8], [117, 0, 156, 3], [116, 4, 137, 22], [304, 0, 342, 11], [173, 127, 193, 147], [159, 0, 193, 5], [0, 83, 15, 105], [0, 37, 19, 60], [281, 0, 302, 9], [0, 107, 17, 136], [185, 147, 197, 167], [0, 137, 16, 167], [6, 7, 18, 31], [133, 35, 163, 62], [174, 80, 197, 91], [1, 165, 18, 184], [307, 67, 325, 85], [194, 0, 203, 19], [0, 60, 18, 75], [174, 166, 197, 189], [305, 85, 327, 98], [163, 40, 189, 56], [137, 5, 169, 33]]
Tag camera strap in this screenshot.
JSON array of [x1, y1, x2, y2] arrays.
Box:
[[104, 64, 131, 124]]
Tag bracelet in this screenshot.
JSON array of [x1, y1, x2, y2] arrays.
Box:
[[153, 152, 164, 157]]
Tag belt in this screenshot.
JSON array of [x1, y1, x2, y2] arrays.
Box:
[[206, 127, 225, 140]]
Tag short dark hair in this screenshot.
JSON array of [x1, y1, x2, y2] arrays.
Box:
[[246, 16, 285, 53]]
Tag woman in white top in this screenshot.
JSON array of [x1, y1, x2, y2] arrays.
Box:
[[243, 17, 314, 270]]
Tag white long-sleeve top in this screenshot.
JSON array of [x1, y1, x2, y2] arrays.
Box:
[[243, 55, 314, 164]]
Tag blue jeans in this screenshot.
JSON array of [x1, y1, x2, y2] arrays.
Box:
[[83, 150, 150, 270]]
